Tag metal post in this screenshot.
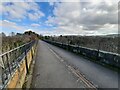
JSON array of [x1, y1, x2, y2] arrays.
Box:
[[31, 47, 33, 59], [97, 39, 102, 61], [96, 41, 100, 61], [6, 54, 11, 75], [25, 48, 29, 74]]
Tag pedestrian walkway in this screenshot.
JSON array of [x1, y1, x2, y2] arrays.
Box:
[[31, 41, 85, 88]]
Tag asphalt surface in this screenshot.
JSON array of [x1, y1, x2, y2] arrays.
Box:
[[31, 41, 86, 88], [32, 40, 118, 88]]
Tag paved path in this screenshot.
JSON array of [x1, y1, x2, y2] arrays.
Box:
[[31, 41, 85, 88], [31, 40, 118, 88]]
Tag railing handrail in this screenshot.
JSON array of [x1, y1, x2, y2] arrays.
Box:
[[0, 40, 37, 89], [0, 41, 33, 57]]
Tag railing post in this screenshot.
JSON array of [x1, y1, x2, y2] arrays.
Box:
[[31, 48, 33, 59], [0, 67, 2, 88], [6, 54, 11, 75], [25, 49, 29, 74]]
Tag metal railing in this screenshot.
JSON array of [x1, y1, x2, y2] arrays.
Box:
[[0, 40, 36, 88]]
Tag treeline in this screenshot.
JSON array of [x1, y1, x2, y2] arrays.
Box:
[[1, 31, 40, 53], [42, 35, 119, 54]]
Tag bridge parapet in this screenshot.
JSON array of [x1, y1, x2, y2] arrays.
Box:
[[43, 40, 120, 70]]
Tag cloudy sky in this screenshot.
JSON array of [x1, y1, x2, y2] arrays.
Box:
[[0, 0, 119, 36]]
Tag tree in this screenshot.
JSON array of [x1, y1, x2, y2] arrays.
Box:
[[16, 33, 22, 36], [10, 32, 15, 36], [0, 32, 6, 37]]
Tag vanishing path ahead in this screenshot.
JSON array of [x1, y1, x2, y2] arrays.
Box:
[[31, 41, 85, 88], [31, 40, 118, 88]]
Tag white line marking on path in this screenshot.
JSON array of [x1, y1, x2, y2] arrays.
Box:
[[45, 44, 97, 89]]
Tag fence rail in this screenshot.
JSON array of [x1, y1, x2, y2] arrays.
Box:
[[43, 40, 120, 70], [0, 40, 37, 88]]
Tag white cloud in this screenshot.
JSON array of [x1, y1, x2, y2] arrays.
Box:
[[0, 20, 43, 34], [28, 11, 44, 20], [1, 1, 119, 36], [46, 1, 118, 35], [1, 2, 45, 20], [49, 2, 54, 6], [0, 20, 25, 31], [0, 20, 42, 34], [31, 23, 40, 27]]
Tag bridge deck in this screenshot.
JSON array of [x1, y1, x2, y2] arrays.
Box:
[[31, 40, 118, 88], [31, 41, 85, 88]]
